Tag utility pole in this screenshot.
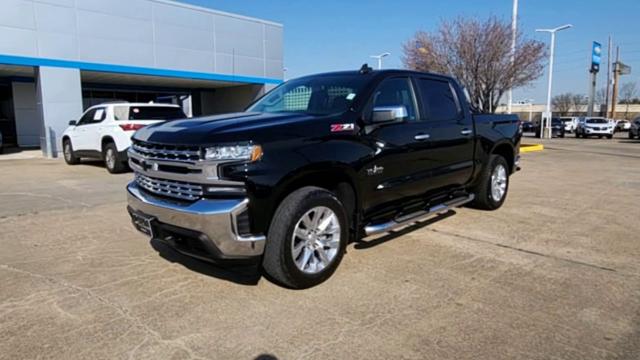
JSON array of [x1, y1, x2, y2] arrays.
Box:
[[610, 46, 620, 119], [604, 36, 612, 116], [507, 0, 518, 114]]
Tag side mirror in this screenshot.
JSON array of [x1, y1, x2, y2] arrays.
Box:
[[69, 120, 76, 126], [371, 106, 407, 124]]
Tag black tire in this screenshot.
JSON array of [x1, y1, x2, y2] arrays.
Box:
[[629, 132, 635, 139], [262, 186, 349, 289], [559, 131, 565, 138], [63, 139, 80, 165], [606, 135, 613, 139], [598, 135, 603, 139], [469, 155, 510, 211], [103, 142, 127, 174], [575, 131, 580, 138]]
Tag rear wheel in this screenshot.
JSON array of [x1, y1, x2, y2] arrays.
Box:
[[470, 155, 509, 210], [63, 139, 80, 165], [103, 143, 127, 174], [262, 186, 348, 289]]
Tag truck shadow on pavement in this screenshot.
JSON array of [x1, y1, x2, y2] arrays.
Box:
[[353, 211, 456, 250], [150, 239, 262, 286]]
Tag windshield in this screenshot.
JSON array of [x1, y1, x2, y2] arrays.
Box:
[[560, 118, 572, 123], [586, 118, 607, 124], [114, 106, 186, 121], [552, 118, 562, 125], [247, 74, 368, 116]]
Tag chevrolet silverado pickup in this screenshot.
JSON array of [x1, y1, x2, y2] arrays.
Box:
[[126, 67, 521, 288]]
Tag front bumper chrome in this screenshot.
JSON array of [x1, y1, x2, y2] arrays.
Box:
[[127, 181, 265, 259]]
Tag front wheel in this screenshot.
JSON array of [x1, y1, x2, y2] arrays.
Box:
[[606, 135, 613, 139], [63, 139, 80, 165], [469, 155, 510, 210], [262, 186, 348, 289], [629, 132, 635, 139]]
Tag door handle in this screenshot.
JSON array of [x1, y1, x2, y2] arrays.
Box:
[[461, 129, 472, 136], [414, 133, 430, 141]]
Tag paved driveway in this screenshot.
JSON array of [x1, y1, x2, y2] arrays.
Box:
[[1, 135, 639, 359]]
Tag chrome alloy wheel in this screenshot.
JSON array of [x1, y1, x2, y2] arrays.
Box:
[[291, 206, 341, 274], [490, 164, 507, 202], [105, 148, 116, 170]]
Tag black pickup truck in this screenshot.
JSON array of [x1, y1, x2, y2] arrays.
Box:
[[127, 67, 521, 288]]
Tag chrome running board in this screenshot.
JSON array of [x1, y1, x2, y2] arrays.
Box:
[[364, 194, 475, 236]]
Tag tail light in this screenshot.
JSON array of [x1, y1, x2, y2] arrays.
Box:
[[119, 124, 146, 131]]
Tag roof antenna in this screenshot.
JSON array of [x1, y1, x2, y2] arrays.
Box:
[[359, 63, 373, 74]]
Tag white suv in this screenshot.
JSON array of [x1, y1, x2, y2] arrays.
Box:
[[575, 117, 614, 139], [559, 116, 578, 133], [62, 102, 186, 173]]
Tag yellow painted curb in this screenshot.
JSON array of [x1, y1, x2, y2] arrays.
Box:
[[520, 144, 544, 153]]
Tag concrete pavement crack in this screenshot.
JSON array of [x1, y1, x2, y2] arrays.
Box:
[[428, 228, 626, 274]]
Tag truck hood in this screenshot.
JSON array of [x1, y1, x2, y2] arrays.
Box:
[[133, 112, 326, 145]]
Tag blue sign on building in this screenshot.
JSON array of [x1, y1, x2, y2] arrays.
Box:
[[591, 41, 602, 73]]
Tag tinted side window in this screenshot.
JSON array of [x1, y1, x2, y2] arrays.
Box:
[[90, 107, 107, 123], [417, 79, 460, 122], [77, 109, 96, 125], [370, 77, 418, 121]]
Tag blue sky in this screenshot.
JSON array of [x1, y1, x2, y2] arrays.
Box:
[[181, 0, 640, 104]]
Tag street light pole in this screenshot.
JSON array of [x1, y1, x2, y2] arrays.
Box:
[[507, 0, 518, 114], [370, 52, 390, 70], [536, 24, 572, 139]]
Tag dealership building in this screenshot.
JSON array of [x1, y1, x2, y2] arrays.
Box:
[[0, 0, 283, 156]]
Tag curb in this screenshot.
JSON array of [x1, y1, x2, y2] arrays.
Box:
[[520, 144, 544, 153]]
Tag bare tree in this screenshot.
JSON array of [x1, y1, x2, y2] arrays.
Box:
[[595, 87, 607, 105], [402, 17, 546, 113], [571, 93, 587, 114], [620, 81, 638, 119], [552, 93, 573, 115]]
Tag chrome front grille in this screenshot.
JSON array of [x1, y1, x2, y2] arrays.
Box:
[[131, 140, 201, 162], [135, 173, 203, 201]]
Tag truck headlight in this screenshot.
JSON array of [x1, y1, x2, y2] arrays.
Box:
[[204, 145, 263, 162]]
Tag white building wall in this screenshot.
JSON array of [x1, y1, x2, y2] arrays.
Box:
[[0, 0, 284, 81], [35, 67, 83, 157]]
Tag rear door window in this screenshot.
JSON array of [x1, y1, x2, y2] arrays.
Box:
[[416, 78, 461, 122]]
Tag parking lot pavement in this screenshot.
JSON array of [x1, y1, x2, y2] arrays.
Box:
[[1, 135, 639, 360]]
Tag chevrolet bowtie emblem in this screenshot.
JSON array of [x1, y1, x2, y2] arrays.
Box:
[[141, 161, 158, 171]]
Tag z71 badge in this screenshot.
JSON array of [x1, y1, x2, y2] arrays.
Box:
[[330, 123, 355, 132]]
